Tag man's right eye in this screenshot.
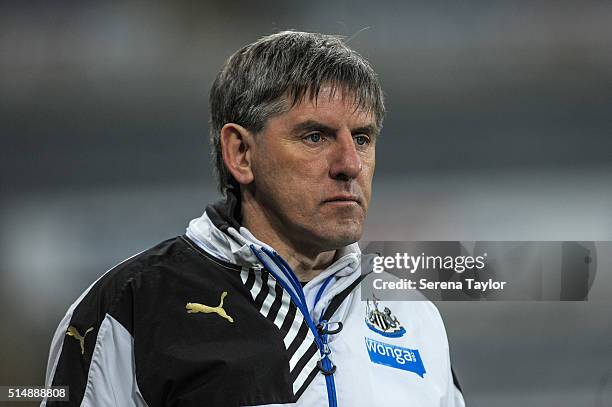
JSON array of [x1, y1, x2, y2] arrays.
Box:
[[305, 133, 322, 143]]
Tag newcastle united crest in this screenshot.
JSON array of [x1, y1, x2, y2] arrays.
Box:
[[365, 296, 406, 338]]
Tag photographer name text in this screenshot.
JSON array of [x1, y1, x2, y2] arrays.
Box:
[[372, 278, 507, 292]]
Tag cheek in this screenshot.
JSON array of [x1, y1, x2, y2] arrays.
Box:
[[257, 162, 321, 208], [364, 148, 376, 171], [359, 164, 375, 208], [361, 157, 376, 186], [285, 156, 328, 185]]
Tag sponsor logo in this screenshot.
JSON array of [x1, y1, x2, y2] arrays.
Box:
[[365, 296, 406, 337], [186, 291, 234, 323], [66, 326, 95, 355], [365, 337, 426, 378]]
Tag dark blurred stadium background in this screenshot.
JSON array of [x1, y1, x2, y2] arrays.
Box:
[[1, 2, 611, 406]]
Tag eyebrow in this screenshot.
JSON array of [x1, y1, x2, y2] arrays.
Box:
[[291, 120, 379, 138]]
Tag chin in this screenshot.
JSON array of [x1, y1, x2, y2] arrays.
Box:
[[316, 225, 362, 250]]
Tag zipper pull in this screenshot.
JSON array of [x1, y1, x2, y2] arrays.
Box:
[[317, 356, 337, 376], [317, 321, 344, 336], [316, 329, 336, 375]]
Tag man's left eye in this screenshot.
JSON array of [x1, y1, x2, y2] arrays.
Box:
[[354, 135, 369, 145]]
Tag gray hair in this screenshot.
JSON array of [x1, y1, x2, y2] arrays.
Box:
[[209, 30, 385, 194]]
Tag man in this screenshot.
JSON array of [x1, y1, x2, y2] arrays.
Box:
[[43, 31, 465, 406]]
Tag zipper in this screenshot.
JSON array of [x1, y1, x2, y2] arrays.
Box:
[[250, 245, 339, 407]]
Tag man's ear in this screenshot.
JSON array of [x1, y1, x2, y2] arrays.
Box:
[[220, 123, 255, 186]]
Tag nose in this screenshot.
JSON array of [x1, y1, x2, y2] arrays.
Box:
[[329, 130, 362, 181]]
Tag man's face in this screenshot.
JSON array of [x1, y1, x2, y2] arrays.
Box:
[[248, 86, 377, 253]]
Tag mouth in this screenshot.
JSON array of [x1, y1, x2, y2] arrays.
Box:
[[323, 195, 362, 205]]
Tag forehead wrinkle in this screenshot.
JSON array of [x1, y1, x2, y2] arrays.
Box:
[[291, 120, 337, 135], [290, 119, 379, 141], [289, 83, 370, 115]]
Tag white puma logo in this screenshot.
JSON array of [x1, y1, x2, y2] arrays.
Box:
[[66, 326, 95, 355], [186, 291, 234, 323]]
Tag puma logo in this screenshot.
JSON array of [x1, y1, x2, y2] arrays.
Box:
[[186, 291, 234, 323], [66, 326, 95, 355]]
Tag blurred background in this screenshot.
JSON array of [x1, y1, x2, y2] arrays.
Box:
[[1, 1, 611, 406]]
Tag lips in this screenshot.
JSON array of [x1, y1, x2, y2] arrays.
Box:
[[323, 195, 361, 204]]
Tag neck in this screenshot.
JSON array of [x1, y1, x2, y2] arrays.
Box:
[[241, 194, 336, 282]]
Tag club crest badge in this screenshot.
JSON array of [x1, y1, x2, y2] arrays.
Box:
[[365, 296, 406, 338]]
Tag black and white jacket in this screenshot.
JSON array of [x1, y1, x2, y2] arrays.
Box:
[[43, 196, 465, 406]]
